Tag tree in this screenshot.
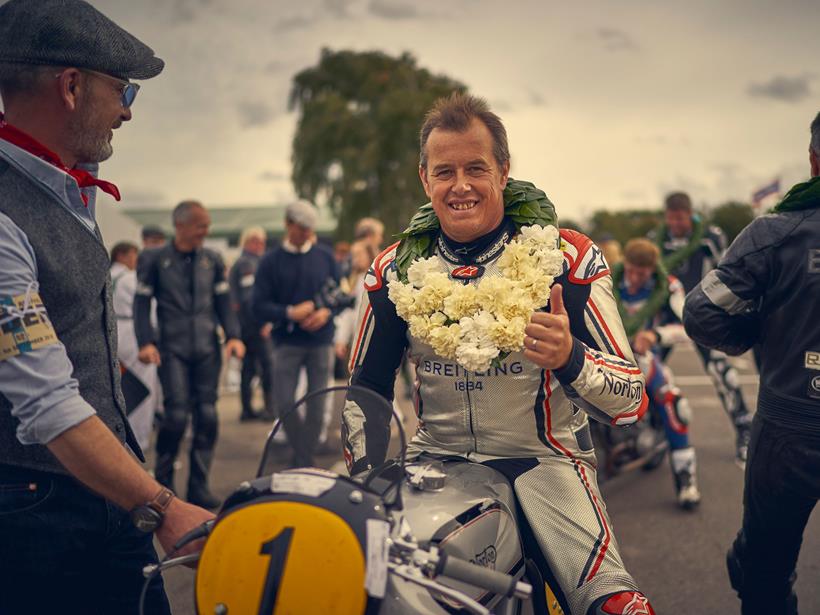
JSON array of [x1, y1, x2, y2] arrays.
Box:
[[708, 201, 755, 243], [289, 49, 466, 240], [586, 209, 660, 246]]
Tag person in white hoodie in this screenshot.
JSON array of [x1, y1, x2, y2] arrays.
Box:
[[110, 241, 159, 451]]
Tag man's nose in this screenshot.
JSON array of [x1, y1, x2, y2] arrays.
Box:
[[120, 105, 132, 122], [452, 170, 472, 193]]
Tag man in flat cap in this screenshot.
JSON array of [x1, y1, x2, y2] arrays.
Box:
[[0, 1, 212, 613], [253, 200, 348, 468]]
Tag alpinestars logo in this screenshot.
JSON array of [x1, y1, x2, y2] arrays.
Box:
[[451, 265, 484, 280], [620, 594, 651, 615], [603, 592, 652, 615]]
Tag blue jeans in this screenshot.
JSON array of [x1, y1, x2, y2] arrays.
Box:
[[272, 343, 333, 468], [0, 464, 170, 615]]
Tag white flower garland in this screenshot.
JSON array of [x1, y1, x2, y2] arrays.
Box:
[[388, 224, 564, 372]]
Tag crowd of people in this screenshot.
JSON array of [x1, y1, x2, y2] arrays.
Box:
[[0, 1, 817, 614]]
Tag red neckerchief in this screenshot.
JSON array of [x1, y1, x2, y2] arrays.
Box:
[[0, 113, 121, 205]]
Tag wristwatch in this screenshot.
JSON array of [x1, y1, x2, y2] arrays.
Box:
[[130, 487, 175, 533]]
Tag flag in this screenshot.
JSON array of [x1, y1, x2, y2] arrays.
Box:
[[752, 178, 780, 205]]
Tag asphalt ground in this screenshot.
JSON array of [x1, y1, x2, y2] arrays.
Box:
[[154, 345, 820, 614]]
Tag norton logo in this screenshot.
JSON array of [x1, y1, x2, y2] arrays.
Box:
[[812, 375, 820, 393], [451, 265, 484, 280], [471, 545, 497, 569]]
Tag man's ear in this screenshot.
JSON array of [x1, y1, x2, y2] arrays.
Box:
[[419, 165, 432, 198], [55, 68, 83, 112], [499, 160, 510, 189]]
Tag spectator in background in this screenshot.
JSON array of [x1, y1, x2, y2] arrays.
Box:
[[652, 192, 753, 466], [253, 199, 345, 468], [111, 242, 158, 451], [334, 240, 351, 279], [135, 200, 244, 509], [334, 239, 378, 374], [141, 224, 166, 249], [229, 226, 274, 422], [354, 216, 385, 250]]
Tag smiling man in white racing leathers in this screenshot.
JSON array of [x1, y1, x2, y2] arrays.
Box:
[[342, 93, 655, 615]]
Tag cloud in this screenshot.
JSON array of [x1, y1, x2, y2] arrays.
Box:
[[595, 27, 639, 52], [165, 0, 213, 25], [747, 74, 813, 103], [368, 0, 419, 19], [237, 102, 278, 128], [528, 90, 546, 107], [272, 14, 316, 32], [324, 0, 355, 18]]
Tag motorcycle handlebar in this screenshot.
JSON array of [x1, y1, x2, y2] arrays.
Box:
[[435, 552, 531, 600]]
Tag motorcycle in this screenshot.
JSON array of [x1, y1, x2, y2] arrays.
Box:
[[141, 385, 570, 615]]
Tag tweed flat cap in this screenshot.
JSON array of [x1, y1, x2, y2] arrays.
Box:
[[0, 0, 164, 80], [286, 199, 318, 230]]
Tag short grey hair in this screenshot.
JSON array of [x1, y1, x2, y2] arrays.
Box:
[[172, 200, 204, 225], [811, 111, 820, 156], [0, 63, 55, 102]]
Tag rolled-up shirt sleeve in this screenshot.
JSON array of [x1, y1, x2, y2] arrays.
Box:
[[0, 213, 95, 445]]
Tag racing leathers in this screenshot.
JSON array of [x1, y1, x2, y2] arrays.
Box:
[[655, 221, 752, 463], [134, 243, 240, 506], [616, 270, 699, 508], [683, 189, 820, 615], [343, 222, 653, 615]]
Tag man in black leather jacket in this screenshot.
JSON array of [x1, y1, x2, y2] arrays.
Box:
[[684, 111, 820, 615], [135, 200, 244, 508]]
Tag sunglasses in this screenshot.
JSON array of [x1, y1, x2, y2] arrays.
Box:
[[55, 68, 140, 108], [84, 69, 140, 108]]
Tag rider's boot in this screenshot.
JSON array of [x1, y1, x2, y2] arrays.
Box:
[[588, 591, 656, 614], [671, 447, 701, 510]]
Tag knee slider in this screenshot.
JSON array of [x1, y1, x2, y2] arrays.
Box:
[[670, 390, 691, 426], [588, 591, 655, 615]]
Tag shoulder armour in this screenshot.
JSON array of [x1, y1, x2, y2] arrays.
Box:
[[560, 229, 610, 285], [364, 241, 400, 291]]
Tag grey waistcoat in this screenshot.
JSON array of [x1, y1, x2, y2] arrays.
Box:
[[0, 159, 143, 474]]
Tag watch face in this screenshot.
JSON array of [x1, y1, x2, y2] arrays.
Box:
[[131, 506, 162, 533]]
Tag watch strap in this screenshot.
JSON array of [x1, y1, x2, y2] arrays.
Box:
[[147, 487, 175, 515]]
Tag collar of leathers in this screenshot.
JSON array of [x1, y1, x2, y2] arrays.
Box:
[[655, 214, 704, 273], [611, 261, 670, 339], [772, 175, 820, 213], [394, 178, 559, 282]]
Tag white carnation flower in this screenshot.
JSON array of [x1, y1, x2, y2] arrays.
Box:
[[407, 256, 442, 288]]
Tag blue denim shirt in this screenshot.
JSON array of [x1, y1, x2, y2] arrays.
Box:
[[0, 137, 105, 445]]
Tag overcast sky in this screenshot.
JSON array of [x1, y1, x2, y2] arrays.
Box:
[[86, 0, 819, 223]]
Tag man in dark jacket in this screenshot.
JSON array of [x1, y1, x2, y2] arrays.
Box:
[[253, 200, 346, 467], [653, 191, 753, 465], [684, 111, 820, 615], [0, 2, 212, 613], [229, 226, 274, 421], [135, 200, 244, 508]]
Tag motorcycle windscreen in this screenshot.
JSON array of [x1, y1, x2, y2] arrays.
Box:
[[432, 501, 522, 607], [196, 500, 367, 615]]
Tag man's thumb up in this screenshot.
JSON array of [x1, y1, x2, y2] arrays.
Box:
[[549, 283, 567, 315]]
